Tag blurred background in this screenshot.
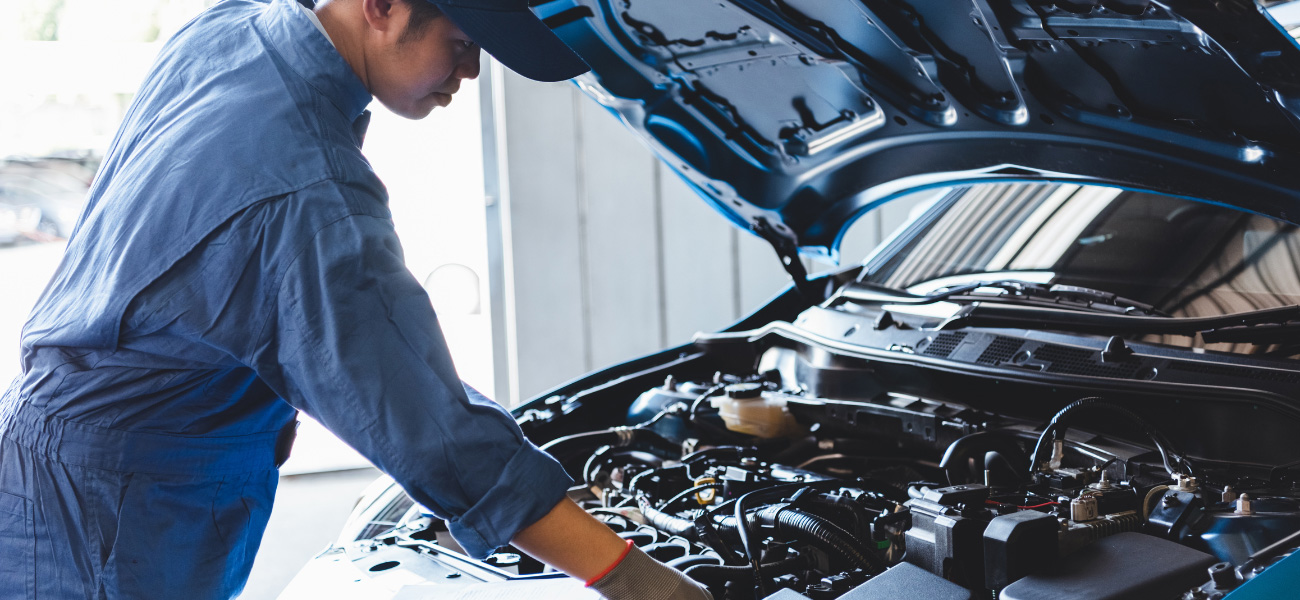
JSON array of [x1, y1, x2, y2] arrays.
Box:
[[0, 1, 918, 597]]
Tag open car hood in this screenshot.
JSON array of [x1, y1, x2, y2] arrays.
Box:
[[537, 0, 1300, 259]]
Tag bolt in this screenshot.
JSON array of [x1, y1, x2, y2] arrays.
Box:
[[1090, 470, 1114, 491], [1163, 494, 1181, 507], [1222, 486, 1238, 504], [1236, 494, 1253, 515], [1208, 562, 1235, 587]]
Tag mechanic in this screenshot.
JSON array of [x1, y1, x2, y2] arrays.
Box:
[[0, 0, 709, 598]]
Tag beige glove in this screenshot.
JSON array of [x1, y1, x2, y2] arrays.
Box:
[[587, 543, 714, 600]]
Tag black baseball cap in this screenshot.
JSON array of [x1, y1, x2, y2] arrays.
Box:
[[427, 0, 590, 82]]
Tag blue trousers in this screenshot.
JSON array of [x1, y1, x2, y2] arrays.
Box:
[[0, 402, 278, 599]]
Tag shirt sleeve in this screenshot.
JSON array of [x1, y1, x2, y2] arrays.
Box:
[[250, 210, 572, 558]]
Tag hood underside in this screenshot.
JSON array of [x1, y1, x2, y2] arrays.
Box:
[[537, 0, 1300, 258]]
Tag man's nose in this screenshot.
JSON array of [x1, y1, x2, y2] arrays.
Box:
[[458, 49, 482, 81]]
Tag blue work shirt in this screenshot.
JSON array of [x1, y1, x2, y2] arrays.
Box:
[[0, 0, 571, 595]]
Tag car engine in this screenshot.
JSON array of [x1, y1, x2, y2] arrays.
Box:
[[531, 367, 1300, 600], [309, 329, 1300, 600]]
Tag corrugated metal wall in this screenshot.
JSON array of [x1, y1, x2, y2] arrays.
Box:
[[481, 67, 919, 403]]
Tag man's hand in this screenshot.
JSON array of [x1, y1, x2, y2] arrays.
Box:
[[511, 499, 712, 599], [586, 542, 713, 600]]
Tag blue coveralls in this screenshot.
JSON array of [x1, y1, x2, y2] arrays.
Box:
[[0, 0, 573, 597]]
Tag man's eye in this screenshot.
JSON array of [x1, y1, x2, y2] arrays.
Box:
[[459, 40, 475, 50]]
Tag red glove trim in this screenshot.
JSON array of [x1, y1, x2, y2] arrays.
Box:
[[585, 539, 636, 586]]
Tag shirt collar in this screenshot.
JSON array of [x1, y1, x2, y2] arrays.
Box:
[[256, 0, 371, 121], [297, 2, 334, 46]]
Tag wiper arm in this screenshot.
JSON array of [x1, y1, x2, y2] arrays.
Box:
[[939, 303, 1300, 337], [1201, 321, 1300, 344], [843, 280, 1163, 316]]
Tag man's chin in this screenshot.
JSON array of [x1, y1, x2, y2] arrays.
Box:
[[403, 94, 452, 120], [380, 99, 439, 121]]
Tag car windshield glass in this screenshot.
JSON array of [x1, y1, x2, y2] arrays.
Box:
[[863, 183, 1300, 323]]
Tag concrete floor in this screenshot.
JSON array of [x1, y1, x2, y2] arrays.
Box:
[[240, 467, 383, 600]]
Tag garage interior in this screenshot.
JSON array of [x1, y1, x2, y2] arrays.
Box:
[[0, 3, 916, 597], [7, 1, 1300, 599]]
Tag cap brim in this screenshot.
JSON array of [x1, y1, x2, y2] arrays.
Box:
[[439, 5, 590, 83]]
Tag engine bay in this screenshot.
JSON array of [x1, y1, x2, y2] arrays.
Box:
[[533, 364, 1300, 600], [302, 320, 1300, 600]]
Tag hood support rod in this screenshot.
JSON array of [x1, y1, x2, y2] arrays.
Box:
[[753, 218, 824, 302]]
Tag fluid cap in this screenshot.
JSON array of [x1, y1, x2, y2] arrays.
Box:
[[725, 382, 763, 400]]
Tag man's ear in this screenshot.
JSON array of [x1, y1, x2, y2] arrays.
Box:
[[360, 0, 403, 35]]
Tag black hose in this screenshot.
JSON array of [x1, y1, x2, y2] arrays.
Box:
[[854, 478, 910, 504], [940, 431, 1031, 485], [1028, 397, 1190, 478], [715, 504, 884, 574], [683, 555, 806, 585], [639, 501, 697, 538], [734, 488, 768, 595]]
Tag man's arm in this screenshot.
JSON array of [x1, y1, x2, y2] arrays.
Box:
[[510, 498, 629, 580], [249, 206, 572, 558], [514, 499, 713, 599], [248, 192, 708, 597]]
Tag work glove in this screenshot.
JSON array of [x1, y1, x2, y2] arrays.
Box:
[[587, 542, 714, 600]]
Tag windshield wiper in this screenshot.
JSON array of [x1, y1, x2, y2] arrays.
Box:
[[843, 280, 1164, 316], [938, 302, 1300, 338], [1201, 321, 1300, 344]]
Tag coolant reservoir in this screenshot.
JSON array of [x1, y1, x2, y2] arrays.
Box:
[[710, 383, 803, 438]]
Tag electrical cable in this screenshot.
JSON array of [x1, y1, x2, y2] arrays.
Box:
[[689, 382, 728, 418], [1028, 397, 1190, 478], [659, 483, 726, 510]]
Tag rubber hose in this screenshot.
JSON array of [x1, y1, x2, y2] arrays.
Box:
[[941, 431, 1030, 485], [639, 502, 697, 538], [682, 555, 806, 584], [716, 505, 883, 573]]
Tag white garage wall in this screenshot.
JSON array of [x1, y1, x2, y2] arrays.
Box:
[[480, 64, 921, 404]]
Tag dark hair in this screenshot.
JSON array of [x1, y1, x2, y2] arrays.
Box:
[[399, 0, 444, 44]]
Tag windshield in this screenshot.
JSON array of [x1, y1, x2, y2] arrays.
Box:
[[864, 183, 1300, 324]]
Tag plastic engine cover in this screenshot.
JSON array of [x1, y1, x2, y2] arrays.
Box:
[[1000, 532, 1216, 600]]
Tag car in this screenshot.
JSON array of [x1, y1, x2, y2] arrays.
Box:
[[0, 168, 90, 239], [0, 187, 43, 246], [280, 1, 1300, 599]]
